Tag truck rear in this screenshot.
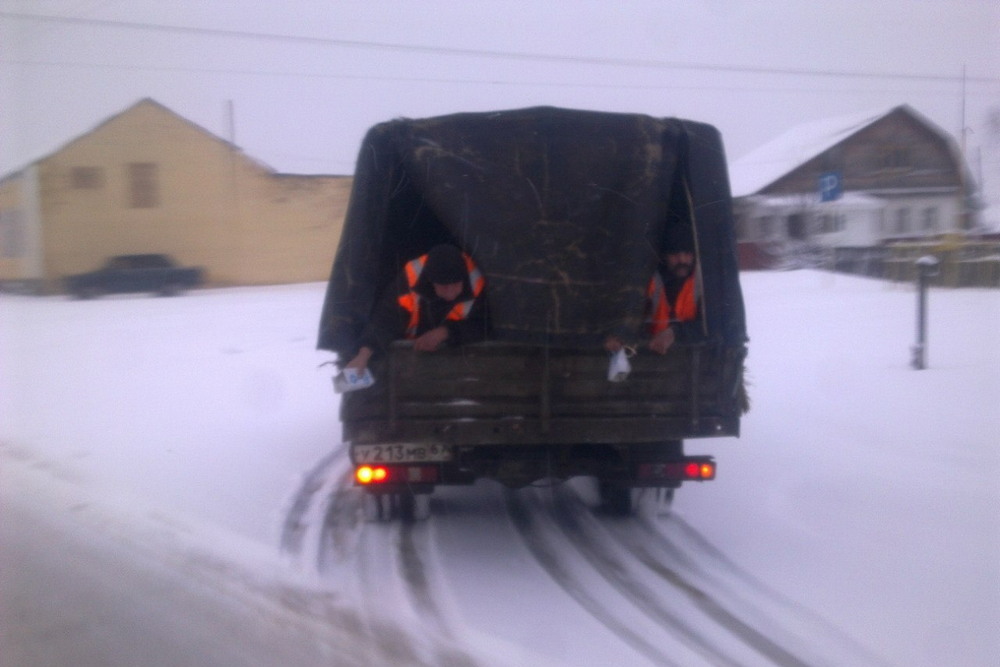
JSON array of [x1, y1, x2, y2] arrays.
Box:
[[318, 107, 748, 517]]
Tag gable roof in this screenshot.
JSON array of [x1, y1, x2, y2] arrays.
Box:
[[0, 98, 273, 183], [727, 107, 890, 198], [726, 104, 964, 198]]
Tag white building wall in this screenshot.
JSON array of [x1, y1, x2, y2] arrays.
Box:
[[738, 192, 961, 248], [812, 208, 883, 247], [879, 195, 961, 238]]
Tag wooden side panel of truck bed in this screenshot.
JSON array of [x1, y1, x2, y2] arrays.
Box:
[[341, 341, 746, 448]]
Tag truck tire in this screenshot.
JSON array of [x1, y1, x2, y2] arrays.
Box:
[[397, 491, 416, 522], [363, 490, 426, 521], [599, 481, 633, 516], [635, 487, 674, 517]]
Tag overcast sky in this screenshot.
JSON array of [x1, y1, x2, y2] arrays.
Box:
[[2, 1, 998, 197]]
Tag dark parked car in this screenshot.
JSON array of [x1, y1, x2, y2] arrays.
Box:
[[65, 254, 204, 298]]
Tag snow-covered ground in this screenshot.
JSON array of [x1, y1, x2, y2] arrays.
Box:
[[1, 271, 998, 666]]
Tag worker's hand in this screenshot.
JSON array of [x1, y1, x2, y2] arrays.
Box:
[[649, 327, 675, 355], [345, 346, 373, 370], [604, 335, 623, 353], [413, 326, 449, 352]]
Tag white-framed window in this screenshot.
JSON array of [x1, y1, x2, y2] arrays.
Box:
[[895, 208, 911, 234], [922, 207, 939, 232], [817, 214, 845, 234]]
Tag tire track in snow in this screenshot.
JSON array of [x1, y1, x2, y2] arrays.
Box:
[[396, 522, 448, 631], [292, 459, 481, 667], [316, 469, 366, 571], [626, 513, 893, 667], [544, 487, 749, 666], [280, 449, 345, 557], [281, 452, 444, 666], [291, 454, 826, 666], [396, 520, 481, 667], [344, 514, 482, 667], [578, 504, 813, 666], [505, 487, 683, 666], [353, 521, 442, 667]]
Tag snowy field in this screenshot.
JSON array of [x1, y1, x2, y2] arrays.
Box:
[[1, 271, 998, 667]]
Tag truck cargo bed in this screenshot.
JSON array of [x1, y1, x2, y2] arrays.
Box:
[[342, 341, 745, 475]]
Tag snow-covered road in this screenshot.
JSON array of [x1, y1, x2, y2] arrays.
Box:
[[2, 272, 998, 666]]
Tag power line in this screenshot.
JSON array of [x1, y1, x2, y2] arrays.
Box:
[[4, 58, 996, 100], [2, 10, 998, 85]]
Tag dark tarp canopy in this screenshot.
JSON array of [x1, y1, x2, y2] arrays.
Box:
[[318, 106, 746, 355]]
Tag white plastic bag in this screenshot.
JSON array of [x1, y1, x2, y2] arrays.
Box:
[[607, 348, 631, 383], [333, 367, 376, 393]]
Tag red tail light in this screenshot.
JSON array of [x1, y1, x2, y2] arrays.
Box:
[[356, 465, 385, 484], [354, 465, 439, 485], [637, 459, 716, 482]]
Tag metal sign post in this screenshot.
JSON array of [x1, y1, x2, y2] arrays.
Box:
[[911, 255, 940, 370]]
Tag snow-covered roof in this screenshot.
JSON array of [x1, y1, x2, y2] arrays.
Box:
[[728, 108, 892, 198]]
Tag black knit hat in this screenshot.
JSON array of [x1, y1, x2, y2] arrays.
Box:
[[422, 244, 468, 284], [663, 222, 694, 253]]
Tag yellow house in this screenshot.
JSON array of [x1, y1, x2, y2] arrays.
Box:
[[0, 98, 351, 293]]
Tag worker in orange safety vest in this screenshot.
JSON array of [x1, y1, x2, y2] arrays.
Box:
[[605, 225, 700, 355], [642, 248, 699, 354], [345, 244, 488, 373]]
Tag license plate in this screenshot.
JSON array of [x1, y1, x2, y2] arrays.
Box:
[[353, 443, 453, 464]]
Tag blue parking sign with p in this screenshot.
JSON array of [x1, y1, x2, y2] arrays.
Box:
[[819, 172, 842, 202]]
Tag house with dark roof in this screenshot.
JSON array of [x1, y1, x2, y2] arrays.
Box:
[[0, 99, 352, 293], [729, 105, 977, 270]]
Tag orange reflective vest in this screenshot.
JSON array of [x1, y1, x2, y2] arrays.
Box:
[[646, 272, 697, 335], [398, 252, 485, 338]]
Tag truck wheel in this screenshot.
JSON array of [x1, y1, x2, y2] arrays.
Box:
[[395, 491, 431, 521], [599, 482, 633, 516], [397, 491, 416, 522], [362, 491, 428, 521], [635, 487, 674, 517]]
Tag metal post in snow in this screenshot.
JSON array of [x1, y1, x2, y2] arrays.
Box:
[[911, 255, 940, 370]]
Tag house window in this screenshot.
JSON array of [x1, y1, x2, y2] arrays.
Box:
[[758, 216, 774, 239], [922, 207, 939, 232], [0, 209, 25, 258], [895, 208, 911, 234], [71, 166, 104, 189], [787, 213, 807, 240], [818, 214, 844, 233], [127, 162, 159, 208], [881, 145, 910, 170], [832, 215, 846, 233]]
